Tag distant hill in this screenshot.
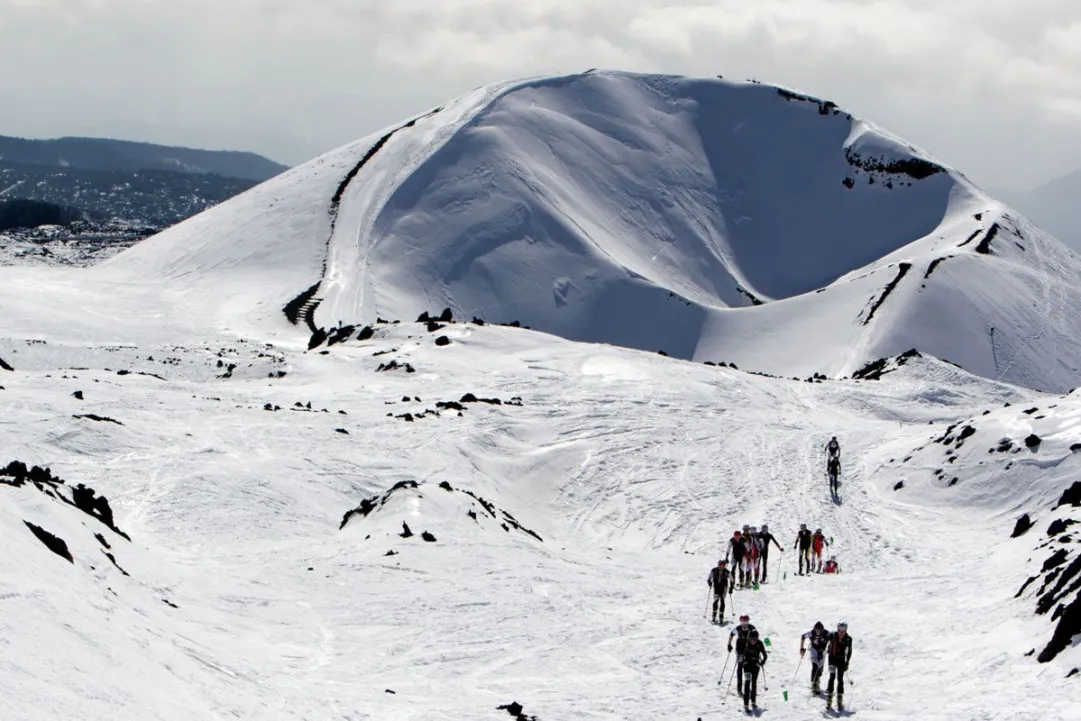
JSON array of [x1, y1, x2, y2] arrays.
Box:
[[0, 135, 288, 229], [0, 198, 82, 231], [0, 135, 286, 182], [1008, 169, 1081, 252]]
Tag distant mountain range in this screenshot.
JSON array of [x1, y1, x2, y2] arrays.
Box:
[[1006, 169, 1081, 252], [0, 135, 287, 229]]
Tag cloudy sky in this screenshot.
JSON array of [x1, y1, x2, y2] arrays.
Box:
[[1, 0, 1078, 193]]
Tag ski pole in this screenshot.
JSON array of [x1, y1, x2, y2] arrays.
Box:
[[722, 657, 739, 704], [719, 648, 732, 684], [703, 585, 711, 619], [792, 652, 804, 681], [762, 666, 769, 691]]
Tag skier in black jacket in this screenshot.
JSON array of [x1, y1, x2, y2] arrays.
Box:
[[706, 559, 732, 622], [795, 523, 813, 575], [727, 614, 756, 696], [726, 530, 747, 587], [826, 621, 853, 712], [827, 455, 841, 494], [799, 621, 830, 694], [741, 629, 768, 711], [758, 523, 783, 582]]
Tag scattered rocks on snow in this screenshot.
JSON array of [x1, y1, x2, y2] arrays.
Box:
[[73, 413, 123, 425], [24, 521, 73, 563], [1025, 434, 1042, 449], [399, 522, 414, 538], [72, 390, 84, 400], [893, 481, 905, 491], [497, 701, 538, 720], [1012, 514, 1034, 538], [1056, 482, 1081, 508], [421, 531, 437, 542], [434, 336, 451, 346], [357, 326, 375, 341]]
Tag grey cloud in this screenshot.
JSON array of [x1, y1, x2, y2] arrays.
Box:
[[0, 0, 1077, 191]]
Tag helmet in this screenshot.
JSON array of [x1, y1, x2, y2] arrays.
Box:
[[742, 524, 750, 531], [749, 630, 759, 640], [800, 523, 807, 530], [814, 621, 824, 630], [761, 524, 769, 531], [837, 621, 848, 631], [750, 526, 757, 533], [718, 559, 727, 565], [734, 530, 742, 537], [815, 528, 822, 534], [740, 614, 750, 622]]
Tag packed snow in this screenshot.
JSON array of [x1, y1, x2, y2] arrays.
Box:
[[2, 71, 1080, 721]]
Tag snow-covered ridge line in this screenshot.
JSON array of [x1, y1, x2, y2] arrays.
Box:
[[84, 70, 1081, 393]]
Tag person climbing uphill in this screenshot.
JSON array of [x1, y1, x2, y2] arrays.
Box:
[[823, 556, 840, 574], [758, 523, 783, 582], [743, 526, 763, 586], [812, 528, 830, 572], [827, 454, 841, 494], [706, 559, 732, 623], [800, 621, 830, 694], [795, 523, 813, 575], [826, 621, 853, 712], [727, 530, 746, 587], [728, 614, 757, 697], [826, 436, 840, 461], [741, 629, 768, 712]]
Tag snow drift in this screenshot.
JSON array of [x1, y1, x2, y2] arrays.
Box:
[[99, 71, 1081, 392]]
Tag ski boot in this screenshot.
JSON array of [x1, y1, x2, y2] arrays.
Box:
[[812, 679, 820, 695], [837, 694, 844, 712], [826, 693, 834, 711]]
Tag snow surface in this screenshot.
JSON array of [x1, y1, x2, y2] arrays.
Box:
[[96, 71, 1081, 391], [2, 71, 1080, 720], [1, 314, 1080, 720]]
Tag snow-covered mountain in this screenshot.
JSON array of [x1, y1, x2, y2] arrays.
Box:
[[2, 72, 1080, 720], [99, 71, 1081, 392]]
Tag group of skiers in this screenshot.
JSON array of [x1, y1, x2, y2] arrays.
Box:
[[702, 437, 851, 713], [721, 615, 854, 713]]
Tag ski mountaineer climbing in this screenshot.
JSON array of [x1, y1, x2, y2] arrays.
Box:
[[826, 436, 840, 462], [827, 455, 841, 494], [727, 530, 746, 587], [812, 528, 830, 572], [823, 556, 840, 574], [800, 621, 830, 694], [728, 614, 757, 697], [757, 524, 783, 582], [743, 526, 763, 586], [741, 629, 768, 712], [795, 523, 813, 575], [826, 621, 853, 712], [707, 559, 732, 622]]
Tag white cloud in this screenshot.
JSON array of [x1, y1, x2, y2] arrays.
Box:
[[0, 0, 1077, 190]]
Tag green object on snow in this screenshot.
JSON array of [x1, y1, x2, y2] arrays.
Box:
[[783, 690, 789, 702], [764, 637, 772, 647]]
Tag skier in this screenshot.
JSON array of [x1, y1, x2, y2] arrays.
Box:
[[727, 614, 757, 697], [741, 629, 768, 712], [706, 559, 732, 622], [827, 455, 841, 494], [812, 528, 830, 572], [757, 523, 783, 582], [799, 621, 830, 694], [823, 556, 840, 574], [795, 523, 813, 575], [727, 530, 746, 587], [826, 621, 853, 712], [826, 436, 840, 461], [743, 526, 763, 586]]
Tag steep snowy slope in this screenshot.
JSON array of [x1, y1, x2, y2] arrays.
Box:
[[1, 314, 1079, 720], [95, 71, 1081, 392]]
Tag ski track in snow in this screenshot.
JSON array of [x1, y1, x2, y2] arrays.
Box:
[[0, 319, 1078, 720]]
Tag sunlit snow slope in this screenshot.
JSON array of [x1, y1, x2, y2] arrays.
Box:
[[98, 71, 1081, 392]]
